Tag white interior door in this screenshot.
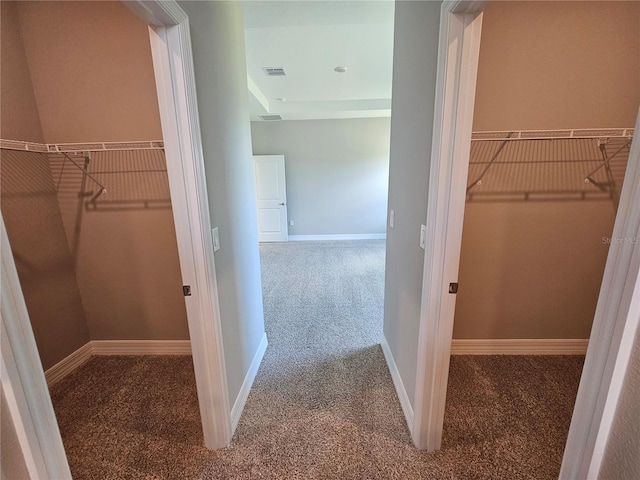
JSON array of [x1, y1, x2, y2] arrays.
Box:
[[253, 155, 288, 242]]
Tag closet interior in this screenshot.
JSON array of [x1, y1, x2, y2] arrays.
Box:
[[0, 0, 189, 380], [454, 128, 634, 341], [452, 0, 639, 344], [0, 140, 188, 375]]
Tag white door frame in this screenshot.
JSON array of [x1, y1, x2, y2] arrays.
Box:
[[127, 0, 232, 449], [412, 0, 484, 451], [415, 2, 640, 479], [1, 217, 72, 479], [1, 1, 231, 476]]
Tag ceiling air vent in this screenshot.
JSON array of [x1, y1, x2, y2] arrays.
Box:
[[260, 115, 283, 121], [262, 67, 286, 77]]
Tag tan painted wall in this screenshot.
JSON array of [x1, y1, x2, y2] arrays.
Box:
[[1, 151, 92, 370], [16, 1, 162, 143], [3, 1, 188, 350], [472, 1, 640, 131], [455, 201, 614, 339], [0, 2, 44, 143], [48, 150, 188, 341], [454, 1, 640, 339], [1, 2, 90, 371]]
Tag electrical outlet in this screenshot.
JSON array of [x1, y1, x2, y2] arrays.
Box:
[[212, 227, 220, 252], [389, 209, 395, 228], [289, 220, 294, 226], [419, 224, 426, 249]]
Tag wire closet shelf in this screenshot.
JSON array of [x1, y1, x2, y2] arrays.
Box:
[[466, 128, 634, 207], [0, 139, 167, 208]]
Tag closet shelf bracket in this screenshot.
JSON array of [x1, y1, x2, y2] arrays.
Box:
[[583, 139, 631, 189], [61, 152, 107, 200], [466, 132, 515, 193]]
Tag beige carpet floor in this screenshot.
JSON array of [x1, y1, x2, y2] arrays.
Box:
[[50, 241, 584, 479]]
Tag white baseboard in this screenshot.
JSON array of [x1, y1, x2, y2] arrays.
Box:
[[380, 335, 414, 432], [230, 333, 268, 433], [450, 339, 589, 355], [288, 233, 386, 241], [44, 340, 192, 386], [91, 340, 191, 355], [45, 342, 93, 386]]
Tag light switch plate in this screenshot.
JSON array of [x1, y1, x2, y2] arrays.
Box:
[[420, 224, 426, 249], [389, 209, 395, 228], [212, 227, 220, 252]]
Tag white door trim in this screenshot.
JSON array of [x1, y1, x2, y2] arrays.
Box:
[[412, 1, 484, 451], [415, 4, 640, 480], [1, 2, 231, 474], [137, 3, 232, 448]]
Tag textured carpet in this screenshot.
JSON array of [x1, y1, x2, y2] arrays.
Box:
[[50, 240, 584, 479]]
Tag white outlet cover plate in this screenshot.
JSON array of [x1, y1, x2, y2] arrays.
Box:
[[419, 224, 426, 249]]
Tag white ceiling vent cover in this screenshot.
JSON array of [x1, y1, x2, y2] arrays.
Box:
[[260, 115, 283, 121], [262, 67, 286, 76]]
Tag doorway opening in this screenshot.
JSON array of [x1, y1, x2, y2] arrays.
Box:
[[451, 2, 636, 472], [412, 2, 640, 479], [0, 0, 196, 473], [243, 1, 394, 351], [240, 0, 396, 449], [1, 1, 231, 477]]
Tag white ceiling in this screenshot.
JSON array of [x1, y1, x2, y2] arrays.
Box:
[[242, 1, 395, 121]]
